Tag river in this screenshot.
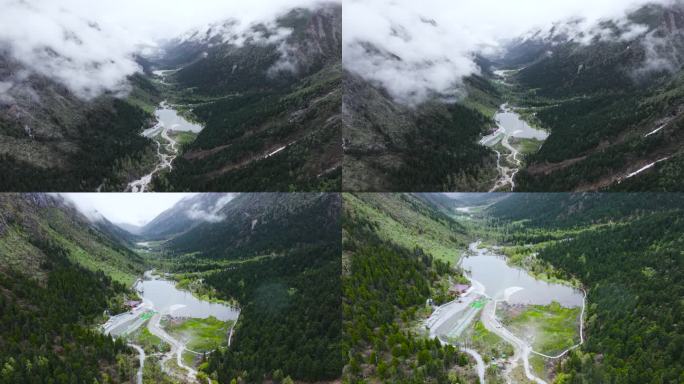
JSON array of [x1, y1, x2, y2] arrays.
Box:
[[126, 70, 203, 192], [480, 103, 548, 192]]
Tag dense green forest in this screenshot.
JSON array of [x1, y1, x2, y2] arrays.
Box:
[[0, 74, 162, 192], [0, 239, 136, 384], [1, 192, 346, 383], [341, 192, 684, 383], [535, 212, 683, 383], [0, 194, 151, 383], [394, 102, 497, 191], [153, 63, 341, 192], [1, 5, 341, 193], [162, 193, 341, 259], [484, 193, 684, 383], [342, 193, 474, 383], [343, 73, 500, 192], [151, 6, 342, 192], [608, 152, 684, 192], [136, 192, 343, 383], [506, 3, 684, 192], [202, 245, 342, 383], [486, 193, 683, 228], [514, 97, 684, 192]]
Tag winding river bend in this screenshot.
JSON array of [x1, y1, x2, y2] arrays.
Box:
[[126, 70, 203, 192], [480, 104, 549, 192], [103, 271, 239, 383], [126, 103, 203, 192], [427, 242, 584, 384], [481, 68, 548, 192]]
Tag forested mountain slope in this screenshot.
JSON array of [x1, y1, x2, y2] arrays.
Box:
[[344, 193, 470, 261], [486, 193, 684, 383], [0, 194, 145, 284], [343, 71, 499, 191], [1, 3, 341, 193], [152, 4, 342, 192], [0, 52, 162, 191], [342, 193, 477, 383], [143, 193, 343, 383], [138, 193, 231, 240], [204, 241, 342, 383], [503, 2, 684, 191], [0, 194, 145, 383], [146, 192, 341, 259], [487, 192, 684, 227]]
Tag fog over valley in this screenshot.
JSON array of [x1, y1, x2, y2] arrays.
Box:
[[0, 0, 331, 99], [343, 0, 678, 104]]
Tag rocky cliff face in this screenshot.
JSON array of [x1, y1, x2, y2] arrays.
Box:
[[0, 53, 88, 168], [158, 3, 341, 93], [278, 3, 341, 74], [342, 70, 414, 191]]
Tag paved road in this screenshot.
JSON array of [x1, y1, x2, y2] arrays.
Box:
[[147, 312, 199, 383], [427, 272, 488, 383], [128, 343, 145, 384], [461, 347, 486, 384], [481, 299, 546, 384]]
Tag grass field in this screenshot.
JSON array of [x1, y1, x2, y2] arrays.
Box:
[[502, 301, 581, 356], [165, 317, 234, 353], [344, 193, 468, 263], [509, 137, 544, 156], [0, 206, 144, 285], [169, 131, 198, 147]]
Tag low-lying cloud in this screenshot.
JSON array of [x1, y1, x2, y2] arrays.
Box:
[[186, 194, 236, 223], [0, 0, 329, 100], [344, 0, 677, 106]]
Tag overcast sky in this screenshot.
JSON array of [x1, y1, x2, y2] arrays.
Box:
[[0, 0, 329, 98], [344, 0, 676, 105], [61, 193, 195, 226]]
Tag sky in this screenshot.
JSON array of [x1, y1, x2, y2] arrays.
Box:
[[344, 0, 677, 105], [0, 0, 329, 99], [60, 193, 195, 226]]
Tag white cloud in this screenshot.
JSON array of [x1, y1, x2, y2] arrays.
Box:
[[343, 0, 675, 105], [0, 0, 332, 99], [186, 194, 236, 223]]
